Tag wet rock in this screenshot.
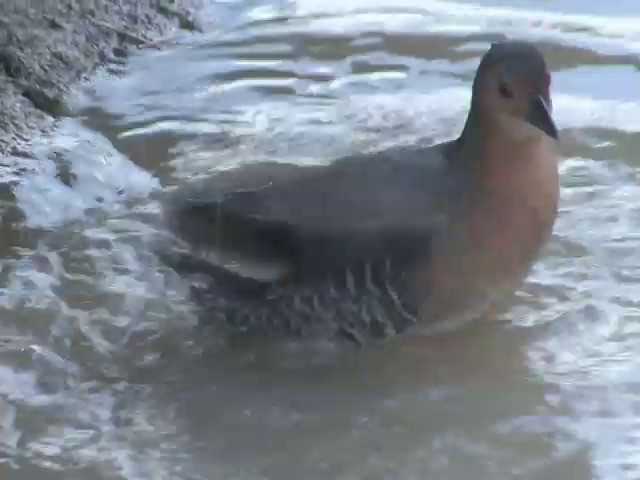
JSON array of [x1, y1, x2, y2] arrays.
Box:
[[0, 0, 201, 157], [22, 86, 70, 118], [52, 152, 78, 188], [112, 46, 129, 59]]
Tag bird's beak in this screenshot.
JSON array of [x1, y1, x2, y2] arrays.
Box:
[[525, 94, 558, 140]]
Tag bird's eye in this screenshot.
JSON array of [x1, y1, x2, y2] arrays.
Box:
[[498, 82, 513, 99]]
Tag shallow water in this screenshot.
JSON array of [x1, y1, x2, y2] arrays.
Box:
[[2, 0, 640, 478]]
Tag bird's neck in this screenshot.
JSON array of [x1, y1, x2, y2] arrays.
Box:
[[444, 105, 560, 279], [456, 108, 558, 207], [457, 107, 546, 160]]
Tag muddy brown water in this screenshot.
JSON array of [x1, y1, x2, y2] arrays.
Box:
[[2, 0, 640, 479]]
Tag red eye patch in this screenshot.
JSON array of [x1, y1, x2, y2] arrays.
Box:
[[528, 71, 551, 95]]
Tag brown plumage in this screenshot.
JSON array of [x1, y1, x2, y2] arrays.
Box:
[[161, 40, 560, 343]]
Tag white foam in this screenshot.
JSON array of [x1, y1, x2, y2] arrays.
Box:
[[235, 86, 640, 142], [13, 119, 159, 229], [245, 0, 640, 56], [0, 366, 57, 408]]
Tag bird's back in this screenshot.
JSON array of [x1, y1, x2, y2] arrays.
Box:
[[162, 141, 460, 343]]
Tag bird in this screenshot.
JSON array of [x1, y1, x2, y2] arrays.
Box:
[[160, 40, 560, 345]]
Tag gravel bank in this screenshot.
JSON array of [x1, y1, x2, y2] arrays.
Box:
[[0, 0, 200, 155]]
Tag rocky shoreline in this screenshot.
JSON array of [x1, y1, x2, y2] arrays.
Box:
[[0, 0, 201, 156]]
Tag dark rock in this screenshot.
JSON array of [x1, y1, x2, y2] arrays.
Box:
[[21, 88, 61, 117], [0, 0, 201, 157], [54, 158, 78, 188], [112, 46, 128, 58]]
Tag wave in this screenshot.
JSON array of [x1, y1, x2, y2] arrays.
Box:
[[243, 0, 640, 56]]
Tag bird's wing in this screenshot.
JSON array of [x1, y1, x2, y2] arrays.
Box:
[[164, 145, 455, 283]]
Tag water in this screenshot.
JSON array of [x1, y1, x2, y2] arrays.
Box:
[[2, 0, 640, 478]]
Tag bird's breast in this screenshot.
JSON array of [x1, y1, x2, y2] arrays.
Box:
[[414, 137, 560, 321]]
